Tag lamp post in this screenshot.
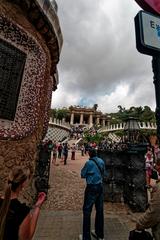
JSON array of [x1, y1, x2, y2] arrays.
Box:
[[124, 117, 140, 143], [152, 56, 160, 143]]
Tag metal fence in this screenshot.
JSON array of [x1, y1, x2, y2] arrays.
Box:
[[98, 144, 148, 212], [34, 143, 51, 194]]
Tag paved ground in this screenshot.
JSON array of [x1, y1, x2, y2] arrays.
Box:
[[33, 151, 142, 240]]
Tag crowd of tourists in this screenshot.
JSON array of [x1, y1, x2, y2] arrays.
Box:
[[145, 145, 160, 187], [39, 138, 102, 166], [69, 126, 98, 140], [98, 138, 128, 151], [39, 139, 80, 165], [1, 137, 160, 239], [69, 126, 84, 140]]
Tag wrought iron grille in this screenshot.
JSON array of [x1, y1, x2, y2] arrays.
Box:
[[0, 39, 26, 120], [98, 144, 148, 212], [34, 143, 51, 194]]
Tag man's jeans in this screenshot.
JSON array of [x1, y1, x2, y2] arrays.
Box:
[[83, 183, 104, 240]]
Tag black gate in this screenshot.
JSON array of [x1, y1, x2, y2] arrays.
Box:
[[34, 143, 51, 194], [98, 144, 148, 212]]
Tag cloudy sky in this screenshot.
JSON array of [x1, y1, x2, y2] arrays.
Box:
[[51, 0, 156, 113]]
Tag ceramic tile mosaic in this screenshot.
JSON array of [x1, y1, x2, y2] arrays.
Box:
[[0, 14, 49, 140], [42, 76, 53, 139]]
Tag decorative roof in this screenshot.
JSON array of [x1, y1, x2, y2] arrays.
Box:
[[8, 0, 63, 89], [36, 0, 63, 51], [69, 105, 103, 115]]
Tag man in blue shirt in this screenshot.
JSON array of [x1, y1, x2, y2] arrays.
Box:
[[79, 148, 105, 240]]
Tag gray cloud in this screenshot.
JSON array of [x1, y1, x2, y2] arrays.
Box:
[[52, 0, 156, 112]]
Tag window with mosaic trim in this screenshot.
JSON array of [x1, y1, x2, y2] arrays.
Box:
[[0, 39, 26, 121]]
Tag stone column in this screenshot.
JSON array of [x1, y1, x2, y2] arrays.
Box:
[[89, 113, 93, 127], [62, 118, 65, 124], [102, 118, 105, 127], [49, 117, 52, 123], [80, 113, 84, 125], [96, 117, 100, 125], [107, 120, 110, 127], [70, 112, 74, 125]]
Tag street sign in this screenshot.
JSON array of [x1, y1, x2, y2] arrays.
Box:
[[135, 10, 160, 55], [135, 0, 160, 14]]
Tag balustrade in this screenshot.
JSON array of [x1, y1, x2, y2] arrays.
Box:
[[99, 122, 156, 133]]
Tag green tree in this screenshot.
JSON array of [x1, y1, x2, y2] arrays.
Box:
[[56, 108, 68, 120], [50, 108, 57, 121], [108, 105, 156, 124], [83, 130, 103, 144], [141, 106, 155, 122], [50, 108, 68, 120], [117, 105, 125, 113], [93, 104, 98, 111]]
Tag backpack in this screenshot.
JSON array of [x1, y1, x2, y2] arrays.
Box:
[[129, 230, 153, 240]]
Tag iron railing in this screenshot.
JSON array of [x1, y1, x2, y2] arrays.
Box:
[[34, 143, 52, 194], [98, 143, 148, 212]]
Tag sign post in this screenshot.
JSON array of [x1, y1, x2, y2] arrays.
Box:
[[152, 56, 160, 142], [134, 3, 160, 143]]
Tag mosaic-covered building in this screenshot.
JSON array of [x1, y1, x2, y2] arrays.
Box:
[[0, 0, 62, 200]]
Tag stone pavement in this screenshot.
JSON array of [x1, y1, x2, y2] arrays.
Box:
[[33, 151, 140, 240], [33, 210, 131, 240]]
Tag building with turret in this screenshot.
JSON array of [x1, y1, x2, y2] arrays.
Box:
[[0, 0, 62, 200]]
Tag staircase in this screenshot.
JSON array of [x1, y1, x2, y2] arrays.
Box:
[[67, 139, 78, 146], [108, 133, 121, 143]]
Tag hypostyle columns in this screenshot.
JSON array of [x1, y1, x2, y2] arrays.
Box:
[[96, 116, 100, 125], [70, 112, 74, 125], [69, 109, 108, 127], [102, 118, 105, 127], [80, 113, 84, 125], [89, 113, 93, 127]]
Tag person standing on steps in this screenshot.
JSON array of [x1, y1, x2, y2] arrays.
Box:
[[79, 148, 105, 240]]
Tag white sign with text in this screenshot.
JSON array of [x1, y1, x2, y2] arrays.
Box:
[[141, 11, 160, 50]]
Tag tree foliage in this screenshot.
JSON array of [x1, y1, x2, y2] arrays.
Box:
[[109, 105, 156, 124], [83, 131, 103, 144], [50, 105, 156, 124], [50, 108, 68, 120], [93, 104, 98, 111]]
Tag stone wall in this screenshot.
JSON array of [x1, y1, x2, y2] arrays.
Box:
[[0, 1, 54, 203]]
